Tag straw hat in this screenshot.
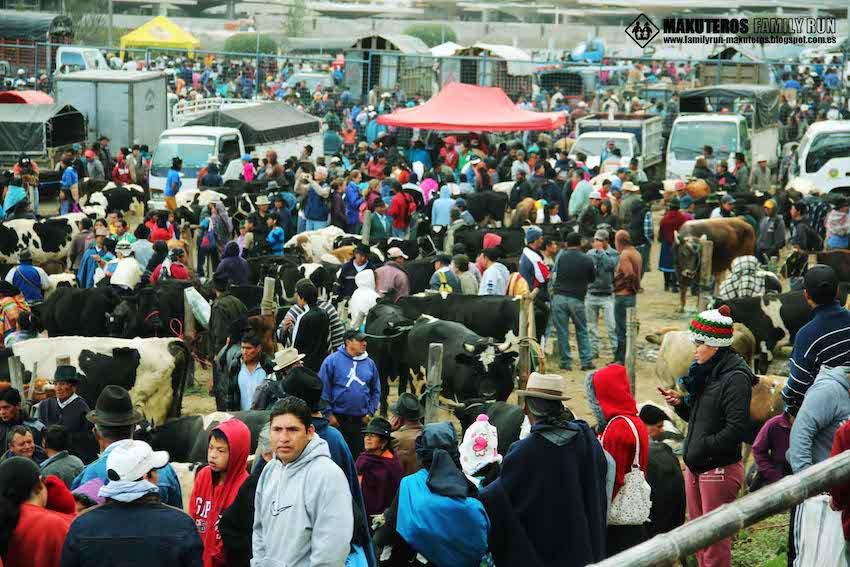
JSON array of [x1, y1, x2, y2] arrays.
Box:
[[516, 372, 571, 401]]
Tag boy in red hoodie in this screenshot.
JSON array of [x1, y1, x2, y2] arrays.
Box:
[[190, 418, 250, 567], [830, 419, 850, 564]]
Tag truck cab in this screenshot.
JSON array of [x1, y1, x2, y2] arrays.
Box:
[[666, 114, 748, 180], [149, 126, 245, 199], [570, 131, 638, 171], [793, 120, 850, 195], [55, 47, 109, 74]]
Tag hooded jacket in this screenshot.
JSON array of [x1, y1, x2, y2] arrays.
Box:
[[586, 365, 648, 498], [318, 345, 381, 417], [613, 230, 641, 295], [345, 181, 365, 226], [252, 435, 353, 567], [431, 186, 454, 226], [213, 241, 250, 286], [190, 419, 251, 567], [350, 269, 380, 330], [788, 365, 850, 473]]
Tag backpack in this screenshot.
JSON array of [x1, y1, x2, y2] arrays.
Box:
[[436, 270, 453, 295], [601, 416, 652, 526]]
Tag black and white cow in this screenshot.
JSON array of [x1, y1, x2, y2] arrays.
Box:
[[364, 302, 415, 415], [0, 213, 87, 264], [452, 227, 527, 258], [108, 280, 196, 338], [12, 336, 193, 427], [79, 181, 146, 219], [396, 293, 519, 341], [33, 286, 124, 337]]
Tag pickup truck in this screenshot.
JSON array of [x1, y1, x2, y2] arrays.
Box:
[[569, 113, 664, 178], [790, 119, 850, 195]]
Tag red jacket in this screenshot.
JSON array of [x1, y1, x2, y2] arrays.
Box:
[[387, 191, 415, 229], [190, 418, 250, 567], [150, 226, 173, 243], [112, 162, 132, 185], [592, 364, 649, 498], [830, 420, 850, 539], [658, 209, 688, 245], [5, 503, 73, 567], [151, 262, 190, 284]]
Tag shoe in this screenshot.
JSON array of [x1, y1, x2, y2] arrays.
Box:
[[580, 364, 595, 371]]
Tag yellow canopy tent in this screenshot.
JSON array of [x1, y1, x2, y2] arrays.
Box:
[[120, 16, 201, 58]]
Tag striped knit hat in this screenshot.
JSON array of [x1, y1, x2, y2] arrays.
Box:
[[689, 305, 734, 347]]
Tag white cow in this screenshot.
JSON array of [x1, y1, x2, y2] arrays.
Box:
[[284, 226, 349, 263]]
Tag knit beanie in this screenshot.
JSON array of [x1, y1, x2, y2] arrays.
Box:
[[689, 305, 734, 347], [459, 414, 502, 477], [525, 226, 543, 244]]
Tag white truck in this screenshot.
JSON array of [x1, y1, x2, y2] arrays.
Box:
[[667, 84, 780, 180], [790, 120, 850, 195], [149, 101, 323, 202], [569, 113, 664, 179]]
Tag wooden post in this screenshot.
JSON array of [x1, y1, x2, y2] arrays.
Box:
[[444, 224, 456, 255], [260, 276, 275, 317], [424, 343, 443, 424], [183, 292, 196, 341], [8, 356, 25, 411], [625, 307, 638, 394], [361, 210, 372, 245], [697, 239, 714, 312], [588, 449, 850, 567], [808, 252, 818, 269], [27, 362, 38, 404]]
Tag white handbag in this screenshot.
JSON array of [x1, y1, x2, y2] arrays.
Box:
[[602, 415, 652, 526]]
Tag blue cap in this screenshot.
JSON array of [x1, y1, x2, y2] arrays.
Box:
[[72, 143, 81, 152], [525, 226, 543, 244], [242, 154, 252, 161], [680, 195, 693, 208], [617, 167, 629, 174], [455, 198, 466, 207]]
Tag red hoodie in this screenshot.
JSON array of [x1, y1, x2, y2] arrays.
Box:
[[190, 418, 250, 567], [830, 420, 850, 539], [592, 364, 649, 498]]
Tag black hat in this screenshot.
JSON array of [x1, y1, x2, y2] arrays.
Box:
[[54, 365, 82, 384], [212, 274, 229, 291], [362, 416, 392, 438], [354, 244, 370, 256], [18, 249, 31, 261], [281, 367, 327, 412], [435, 253, 452, 265], [639, 404, 667, 426], [86, 385, 143, 427], [804, 264, 838, 297], [344, 329, 367, 342], [390, 392, 422, 421]]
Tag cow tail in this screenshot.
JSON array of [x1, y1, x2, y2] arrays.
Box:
[[167, 340, 193, 419]]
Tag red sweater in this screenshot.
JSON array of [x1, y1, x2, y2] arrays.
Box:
[[5, 504, 73, 567], [151, 262, 190, 283], [190, 419, 250, 567], [387, 191, 415, 229], [593, 364, 649, 498], [830, 420, 850, 539]]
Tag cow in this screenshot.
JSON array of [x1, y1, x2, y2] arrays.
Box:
[[173, 190, 227, 225], [108, 280, 196, 339], [722, 285, 850, 372], [284, 226, 350, 263], [675, 218, 756, 311], [511, 198, 537, 227], [655, 326, 757, 389], [396, 293, 519, 341], [462, 191, 509, 225], [79, 181, 146, 221], [44, 273, 77, 299], [12, 336, 193, 427], [452, 227, 527, 258], [33, 286, 124, 336], [817, 250, 850, 282], [0, 213, 87, 264], [279, 263, 333, 303], [405, 315, 517, 403], [139, 410, 271, 463], [405, 257, 437, 295]]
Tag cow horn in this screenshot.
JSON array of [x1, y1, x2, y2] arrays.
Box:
[[463, 343, 476, 353], [673, 230, 679, 241], [496, 340, 511, 352], [700, 234, 708, 241]]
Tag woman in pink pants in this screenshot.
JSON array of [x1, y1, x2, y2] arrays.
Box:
[[659, 305, 755, 566]]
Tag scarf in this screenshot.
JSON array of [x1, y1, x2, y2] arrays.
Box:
[[678, 348, 728, 407], [522, 247, 549, 286], [57, 393, 79, 410], [98, 480, 159, 503]]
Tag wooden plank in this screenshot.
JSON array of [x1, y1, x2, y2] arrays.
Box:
[[424, 343, 443, 424], [8, 356, 25, 412], [697, 239, 714, 312], [361, 210, 372, 245], [517, 294, 530, 391], [625, 306, 638, 394], [261, 276, 275, 317]]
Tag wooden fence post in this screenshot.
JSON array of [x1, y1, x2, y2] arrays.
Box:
[[697, 239, 714, 312], [808, 252, 818, 269], [625, 306, 638, 394], [9, 356, 25, 412], [361, 210, 372, 245], [425, 343, 443, 424], [183, 292, 196, 341]]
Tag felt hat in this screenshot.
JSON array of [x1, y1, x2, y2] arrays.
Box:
[[689, 305, 734, 347], [516, 372, 571, 401], [390, 392, 422, 421], [281, 367, 327, 412], [362, 416, 392, 438], [54, 365, 82, 384], [86, 385, 143, 427]]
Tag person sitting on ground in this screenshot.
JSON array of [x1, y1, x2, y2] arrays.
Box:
[[751, 410, 793, 491]]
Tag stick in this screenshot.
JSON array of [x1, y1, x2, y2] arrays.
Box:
[[9, 356, 25, 412], [697, 239, 714, 312], [361, 210, 372, 245], [625, 306, 638, 394], [260, 276, 275, 317], [517, 295, 530, 391], [425, 343, 443, 424]]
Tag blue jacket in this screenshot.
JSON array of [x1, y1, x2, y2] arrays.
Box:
[[60, 495, 203, 567], [164, 169, 181, 197], [304, 187, 330, 221], [76, 245, 114, 289], [318, 346, 381, 417], [407, 148, 432, 169], [266, 226, 285, 255], [11, 262, 45, 303], [345, 182, 364, 226], [71, 440, 183, 508], [431, 186, 454, 226], [324, 131, 343, 155]]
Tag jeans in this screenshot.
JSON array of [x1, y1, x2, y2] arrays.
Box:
[[551, 294, 592, 369], [335, 413, 366, 459], [305, 219, 329, 232], [585, 294, 617, 356], [614, 294, 636, 362], [638, 243, 651, 279], [685, 462, 744, 567], [392, 226, 409, 239]]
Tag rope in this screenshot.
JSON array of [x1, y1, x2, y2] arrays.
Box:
[[360, 325, 414, 341]]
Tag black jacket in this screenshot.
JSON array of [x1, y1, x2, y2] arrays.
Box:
[[626, 199, 649, 246], [219, 460, 267, 567], [293, 305, 331, 372], [337, 260, 379, 299], [674, 349, 754, 474], [509, 180, 537, 208], [790, 216, 822, 252], [578, 205, 603, 238], [222, 353, 276, 411], [552, 249, 596, 300]]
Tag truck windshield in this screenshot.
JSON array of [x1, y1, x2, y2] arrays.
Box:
[[805, 131, 850, 173], [151, 137, 216, 178], [669, 121, 738, 160], [573, 137, 632, 157]]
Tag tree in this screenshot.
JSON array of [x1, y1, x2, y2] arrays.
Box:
[[224, 33, 278, 55], [284, 0, 306, 38], [403, 24, 457, 48]]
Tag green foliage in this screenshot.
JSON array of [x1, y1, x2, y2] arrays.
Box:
[[224, 33, 277, 55], [731, 515, 788, 567], [402, 24, 457, 48], [284, 0, 306, 38]]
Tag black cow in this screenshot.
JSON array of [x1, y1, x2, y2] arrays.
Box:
[[453, 227, 527, 258], [139, 410, 271, 463], [405, 315, 517, 403], [230, 284, 264, 311], [397, 294, 519, 341], [33, 286, 124, 336], [817, 250, 850, 282], [405, 257, 437, 294], [280, 264, 333, 303], [364, 302, 415, 416], [722, 284, 850, 372], [463, 191, 509, 223], [108, 280, 195, 338]]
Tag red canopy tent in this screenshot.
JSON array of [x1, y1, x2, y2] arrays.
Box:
[[0, 91, 54, 104], [377, 82, 565, 132]]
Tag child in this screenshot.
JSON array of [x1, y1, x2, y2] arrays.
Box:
[[189, 419, 250, 567], [241, 154, 255, 182], [266, 216, 285, 256], [356, 416, 403, 520]]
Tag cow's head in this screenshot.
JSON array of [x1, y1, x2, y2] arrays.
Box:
[[107, 297, 140, 338], [456, 339, 517, 401], [676, 232, 705, 280]]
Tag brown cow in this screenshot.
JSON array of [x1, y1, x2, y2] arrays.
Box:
[[511, 198, 537, 227], [655, 325, 756, 389], [675, 218, 756, 312], [684, 179, 710, 200]]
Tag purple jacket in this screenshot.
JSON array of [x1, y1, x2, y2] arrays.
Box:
[[752, 413, 792, 485]]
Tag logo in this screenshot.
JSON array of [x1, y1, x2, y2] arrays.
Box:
[[144, 89, 156, 111], [626, 14, 660, 48]]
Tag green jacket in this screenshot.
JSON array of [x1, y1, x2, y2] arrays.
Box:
[[369, 212, 392, 244]]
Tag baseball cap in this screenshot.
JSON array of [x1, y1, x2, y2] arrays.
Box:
[[387, 247, 408, 260], [106, 440, 169, 482], [594, 229, 609, 241], [344, 329, 367, 341], [721, 194, 736, 204], [763, 199, 776, 210], [589, 190, 602, 200], [804, 264, 838, 296]]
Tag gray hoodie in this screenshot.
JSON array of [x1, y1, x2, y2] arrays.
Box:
[[586, 246, 619, 295], [252, 434, 353, 566], [788, 365, 850, 473]]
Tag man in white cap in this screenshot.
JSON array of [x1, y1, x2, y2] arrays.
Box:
[[749, 155, 770, 194], [375, 246, 410, 298], [480, 372, 608, 567], [62, 439, 203, 565], [103, 240, 142, 290], [249, 194, 272, 243]]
